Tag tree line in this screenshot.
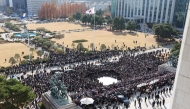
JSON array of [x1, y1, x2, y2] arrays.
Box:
[[38, 2, 178, 40], [70, 9, 110, 27], [0, 76, 36, 109], [152, 23, 178, 39], [38, 2, 86, 20], [4, 22, 20, 32]]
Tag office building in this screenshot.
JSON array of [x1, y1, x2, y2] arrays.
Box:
[[11, 0, 27, 13], [169, 2, 190, 109], [9, 0, 13, 7], [111, 0, 178, 24], [27, 0, 51, 15], [86, 2, 111, 11], [173, 0, 189, 28], [0, 0, 6, 6], [73, 1, 111, 11], [27, 0, 70, 15]]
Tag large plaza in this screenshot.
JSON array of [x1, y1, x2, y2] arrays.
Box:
[[51, 29, 160, 50], [0, 43, 38, 67], [0, 0, 189, 108], [0, 19, 176, 109], [27, 22, 161, 50], [0, 27, 4, 32], [0, 22, 162, 67], [27, 22, 88, 32]]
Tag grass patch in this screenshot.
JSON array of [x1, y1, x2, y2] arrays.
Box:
[[72, 39, 88, 43], [23, 55, 34, 59]]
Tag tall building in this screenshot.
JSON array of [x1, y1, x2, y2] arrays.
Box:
[[0, 0, 6, 6], [27, 0, 69, 15], [0, 0, 6, 12], [5, 0, 10, 6], [27, 0, 51, 16], [86, 2, 111, 11], [9, 0, 13, 7], [73, 1, 111, 11], [173, 0, 189, 28], [11, 0, 27, 13], [111, 0, 178, 24], [169, 2, 190, 109]]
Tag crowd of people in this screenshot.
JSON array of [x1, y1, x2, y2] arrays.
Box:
[[4, 48, 175, 109]]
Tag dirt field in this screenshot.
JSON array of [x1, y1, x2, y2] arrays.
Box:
[[27, 22, 88, 32], [51, 30, 162, 50], [0, 43, 38, 67], [0, 27, 4, 32]]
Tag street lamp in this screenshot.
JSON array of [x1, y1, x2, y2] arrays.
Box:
[[23, 24, 30, 61]]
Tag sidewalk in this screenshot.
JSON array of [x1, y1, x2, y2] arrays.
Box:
[[129, 89, 173, 109]]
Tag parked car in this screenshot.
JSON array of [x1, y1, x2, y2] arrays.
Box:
[[117, 95, 130, 107], [178, 34, 183, 38]]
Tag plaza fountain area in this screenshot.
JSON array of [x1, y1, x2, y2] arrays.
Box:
[[13, 24, 37, 38], [13, 32, 36, 38]]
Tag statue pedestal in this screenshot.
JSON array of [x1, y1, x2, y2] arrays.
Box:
[[42, 91, 78, 109]]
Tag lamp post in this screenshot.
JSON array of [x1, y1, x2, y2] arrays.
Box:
[[23, 24, 30, 61]]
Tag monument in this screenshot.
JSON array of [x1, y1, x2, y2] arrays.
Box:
[[42, 74, 77, 109]]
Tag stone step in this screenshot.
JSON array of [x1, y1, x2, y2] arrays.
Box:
[[60, 103, 77, 109], [42, 92, 79, 109]]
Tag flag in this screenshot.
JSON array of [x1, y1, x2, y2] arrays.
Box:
[[20, 13, 27, 20], [86, 7, 95, 14], [23, 13, 26, 17]]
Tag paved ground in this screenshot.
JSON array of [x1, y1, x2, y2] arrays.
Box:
[[8, 45, 173, 109], [27, 22, 89, 32], [51, 29, 161, 50], [10, 44, 173, 79], [0, 33, 40, 67], [95, 87, 173, 109], [0, 43, 38, 67], [0, 27, 4, 32], [128, 89, 172, 109], [26, 22, 162, 50]]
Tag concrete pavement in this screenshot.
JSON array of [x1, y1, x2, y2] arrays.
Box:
[[10, 44, 173, 79]]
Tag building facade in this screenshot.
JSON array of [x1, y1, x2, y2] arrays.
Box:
[[173, 0, 189, 28], [0, 0, 6, 6], [73, 1, 111, 11], [169, 2, 190, 109], [11, 0, 27, 13], [9, 0, 13, 7], [27, 0, 71, 15], [27, 0, 51, 16], [86, 2, 111, 11], [111, 0, 177, 24]]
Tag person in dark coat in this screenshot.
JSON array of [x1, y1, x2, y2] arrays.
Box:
[[152, 101, 155, 108], [134, 100, 136, 106], [145, 96, 147, 102], [163, 98, 165, 105], [157, 100, 159, 107], [138, 102, 141, 108]]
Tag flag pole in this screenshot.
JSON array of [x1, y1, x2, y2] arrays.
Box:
[[93, 7, 95, 51]]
